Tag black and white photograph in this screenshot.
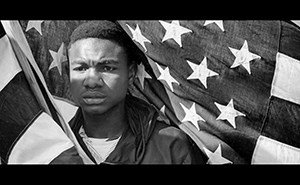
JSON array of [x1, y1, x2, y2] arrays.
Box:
[[1, 20, 300, 165]]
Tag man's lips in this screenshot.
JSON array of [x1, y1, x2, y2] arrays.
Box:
[[83, 97, 105, 105], [82, 91, 106, 105], [82, 91, 106, 98]]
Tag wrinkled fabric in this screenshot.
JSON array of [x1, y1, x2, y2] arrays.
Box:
[[117, 20, 287, 163], [64, 95, 207, 164], [0, 72, 42, 163], [19, 20, 300, 164]]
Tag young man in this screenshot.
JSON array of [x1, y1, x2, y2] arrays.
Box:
[[52, 20, 207, 164]]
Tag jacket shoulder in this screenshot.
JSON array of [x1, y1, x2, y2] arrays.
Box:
[[152, 121, 189, 141], [145, 120, 208, 164], [143, 121, 193, 163]]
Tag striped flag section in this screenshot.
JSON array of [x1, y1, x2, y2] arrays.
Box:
[[252, 135, 300, 164], [0, 34, 21, 92], [8, 112, 74, 164], [52, 96, 78, 123], [0, 21, 71, 164], [0, 35, 72, 163], [3, 20, 299, 164], [271, 52, 300, 105], [0, 21, 92, 164]]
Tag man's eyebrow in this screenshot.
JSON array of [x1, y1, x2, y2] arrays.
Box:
[[71, 59, 87, 64], [71, 59, 120, 65], [96, 59, 119, 65]]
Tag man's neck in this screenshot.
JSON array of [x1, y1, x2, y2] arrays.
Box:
[[81, 102, 127, 140]]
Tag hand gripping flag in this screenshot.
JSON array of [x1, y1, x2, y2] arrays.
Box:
[[0, 21, 93, 164]]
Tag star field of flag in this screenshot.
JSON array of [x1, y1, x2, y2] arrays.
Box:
[[1, 20, 300, 164], [119, 20, 300, 164]]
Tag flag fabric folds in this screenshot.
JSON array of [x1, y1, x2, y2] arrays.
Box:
[[1, 20, 300, 164], [117, 20, 300, 164], [0, 21, 92, 164]]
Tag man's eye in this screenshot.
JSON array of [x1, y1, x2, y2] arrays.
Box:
[[74, 66, 88, 71], [103, 66, 115, 71]]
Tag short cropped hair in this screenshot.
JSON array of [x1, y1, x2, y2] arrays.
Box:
[[67, 20, 141, 67]]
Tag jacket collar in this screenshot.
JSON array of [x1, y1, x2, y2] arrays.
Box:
[[69, 94, 158, 164], [125, 94, 158, 145]]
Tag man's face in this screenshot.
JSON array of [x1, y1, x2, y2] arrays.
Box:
[[68, 38, 133, 115]]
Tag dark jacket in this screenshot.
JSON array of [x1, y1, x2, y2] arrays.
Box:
[[52, 95, 207, 164]]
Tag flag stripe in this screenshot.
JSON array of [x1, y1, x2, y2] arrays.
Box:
[[252, 135, 300, 164], [260, 96, 300, 149], [0, 35, 22, 92], [53, 95, 78, 123], [8, 112, 74, 164], [0, 71, 41, 162], [279, 21, 300, 61], [271, 52, 300, 105]]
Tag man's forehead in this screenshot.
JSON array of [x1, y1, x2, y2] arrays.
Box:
[[69, 38, 128, 65], [70, 38, 125, 54]]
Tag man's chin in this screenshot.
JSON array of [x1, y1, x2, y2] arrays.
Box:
[[82, 105, 106, 115]]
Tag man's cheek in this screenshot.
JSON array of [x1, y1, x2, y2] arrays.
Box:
[[103, 74, 128, 90], [70, 79, 83, 105]]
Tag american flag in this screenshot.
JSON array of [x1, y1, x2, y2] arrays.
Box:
[[118, 20, 300, 164], [1, 20, 300, 164], [0, 20, 92, 164]]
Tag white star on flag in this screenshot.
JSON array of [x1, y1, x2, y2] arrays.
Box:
[[204, 144, 232, 164], [204, 20, 225, 32], [179, 102, 204, 131], [214, 99, 245, 128], [159, 20, 192, 47], [156, 63, 179, 92], [229, 40, 261, 74], [186, 57, 219, 89], [48, 42, 67, 75], [26, 20, 44, 35], [136, 63, 152, 89], [126, 24, 151, 52]]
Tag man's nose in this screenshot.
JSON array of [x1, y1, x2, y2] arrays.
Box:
[[83, 68, 104, 88]]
